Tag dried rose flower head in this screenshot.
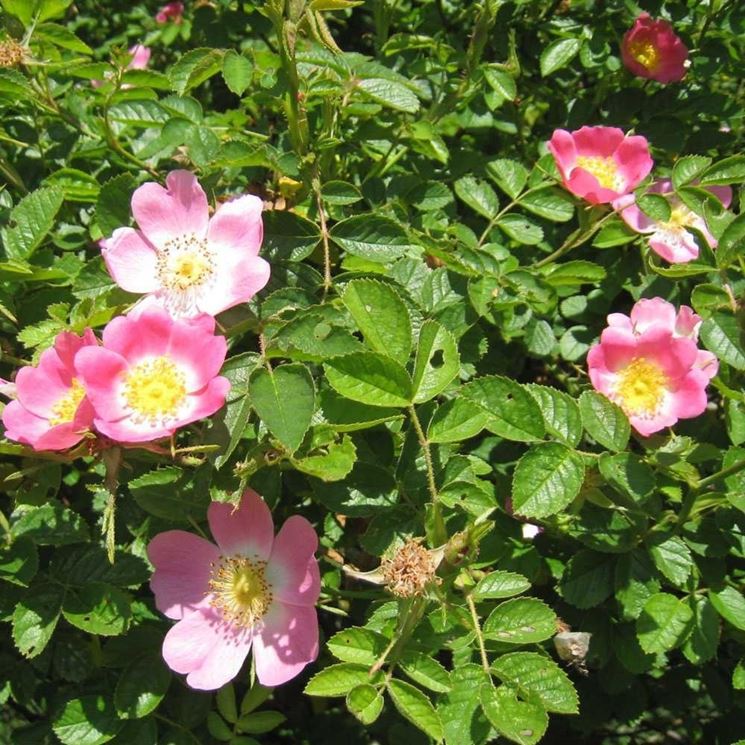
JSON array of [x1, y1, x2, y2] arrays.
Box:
[[0, 39, 25, 67], [380, 540, 441, 598]]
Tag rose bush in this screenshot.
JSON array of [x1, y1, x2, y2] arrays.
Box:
[[0, 1, 744, 744]]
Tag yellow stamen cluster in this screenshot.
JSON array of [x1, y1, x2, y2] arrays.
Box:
[[0, 40, 25, 68], [381, 540, 440, 598], [122, 356, 187, 425], [48, 379, 85, 426], [575, 155, 622, 191], [614, 357, 667, 418], [629, 39, 660, 71], [209, 556, 272, 628], [658, 205, 694, 233], [156, 234, 215, 291]]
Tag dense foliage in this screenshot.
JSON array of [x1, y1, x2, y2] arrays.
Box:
[[1, 1, 744, 743]]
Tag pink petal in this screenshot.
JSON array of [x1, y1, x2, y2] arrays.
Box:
[[14, 358, 72, 419], [253, 602, 319, 687], [207, 195, 264, 256], [162, 606, 253, 690], [74, 347, 129, 422], [266, 516, 320, 606], [629, 298, 677, 335], [649, 229, 699, 263], [92, 415, 174, 444], [674, 306, 702, 339], [101, 307, 172, 364], [208, 489, 274, 560], [707, 185, 732, 209], [629, 405, 677, 436], [2, 401, 83, 451], [165, 320, 227, 391], [148, 530, 220, 620], [606, 313, 633, 332], [566, 168, 620, 204], [101, 228, 160, 294], [614, 136, 653, 190], [573, 125, 625, 158], [196, 255, 270, 317], [637, 334, 698, 380], [131, 171, 209, 247], [547, 129, 577, 180], [694, 350, 718, 379], [616, 200, 656, 234], [54, 329, 98, 369], [128, 45, 151, 70], [176, 376, 230, 426], [669, 371, 710, 419], [596, 327, 638, 371]]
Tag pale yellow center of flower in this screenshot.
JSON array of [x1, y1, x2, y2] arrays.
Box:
[[209, 556, 272, 628], [157, 234, 215, 291], [575, 156, 621, 191], [629, 39, 660, 71], [658, 205, 694, 232], [615, 358, 667, 417], [122, 356, 186, 424], [48, 379, 85, 426]]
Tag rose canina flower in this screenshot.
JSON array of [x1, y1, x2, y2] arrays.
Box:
[[148, 489, 320, 690], [548, 126, 653, 204], [101, 170, 269, 319], [74, 305, 229, 443], [613, 180, 732, 264], [621, 14, 688, 84], [587, 298, 718, 436], [156, 2, 184, 24], [1, 330, 96, 451]]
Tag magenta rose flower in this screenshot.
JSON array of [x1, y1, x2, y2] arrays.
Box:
[[2, 330, 97, 451], [156, 2, 184, 24], [74, 305, 229, 443], [101, 170, 270, 318], [621, 14, 688, 84], [147, 489, 320, 690], [613, 180, 732, 264], [548, 126, 653, 205], [587, 298, 718, 436]]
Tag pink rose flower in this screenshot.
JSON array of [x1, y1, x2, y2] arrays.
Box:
[[148, 489, 320, 690], [587, 298, 718, 436], [613, 180, 732, 264], [74, 305, 229, 443], [101, 171, 269, 318], [1, 330, 97, 451], [92, 44, 151, 88], [548, 126, 653, 205], [156, 2, 184, 24], [621, 14, 688, 84]]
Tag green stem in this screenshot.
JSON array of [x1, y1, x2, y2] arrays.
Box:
[[101, 447, 122, 563], [532, 208, 615, 268], [371, 595, 426, 676], [408, 405, 438, 503], [677, 458, 745, 529], [313, 174, 333, 296], [467, 594, 490, 674]]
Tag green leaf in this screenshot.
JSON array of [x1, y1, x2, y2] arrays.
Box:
[[399, 652, 451, 693], [36, 0, 73, 21], [637, 193, 671, 222], [482, 66, 517, 100], [346, 685, 384, 725], [461, 376, 545, 442], [428, 398, 490, 443], [1, 0, 34, 23], [486, 159, 528, 199], [62, 582, 132, 636], [411, 320, 460, 403], [472, 570, 531, 600], [207, 712, 232, 740], [357, 78, 419, 113], [672, 155, 712, 190], [0, 536, 38, 586], [1, 185, 64, 260], [733, 659, 745, 690], [455, 176, 500, 219], [699, 154, 745, 186], [579, 390, 630, 451], [709, 586, 745, 630], [327, 626, 388, 665], [540, 38, 581, 76], [438, 665, 491, 745], [310, 0, 364, 9], [559, 549, 614, 608], [598, 452, 654, 502], [323, 180, 363, 205], [129, 466, 208, 523], [648, 535, 693, 587], [388, 679, 443, 741], [12, 501, 90, 546], [216, 684, 238, 724], [519, 188, 574, 222], [481, 685, 548, 745], [36, 22, 93, 54], [305, 663, 382, 697], [169, 48, 224, 95], [12, 581, 64, 658], [497, 214, 544, 245], [331, 215, 417, 263], [700, 312, 745, 370], [491, 652, 578, 714], [47, 168, 99, 203], [260, 210, 321, 262], [0, 68, 32, 98], [324, 351, 412, 407], [319, 387, 402, 431], [525, 383, 581, 448], [221, 50, 252, 95], [249, 364, 315, 453], [53, 695, 122, 745], [114, 654, 171, 719], [291, 433, 356, 481], [636, 593, 694, 653], [49, 546, 149, 587], [716, 212, 745, 268], [682, 596, 720, 665], [236, 710, 286, 735], [341, 279, 412, 364], [512, 442, 585, 519], [483, 597, 557, 643]]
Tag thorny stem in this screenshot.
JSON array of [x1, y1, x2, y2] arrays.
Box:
[[676, 457, 745, 530], [370, 595, 426, 677], [467, 594, 490, 674], [101, 447, 122, 563], [313, 175, 333, 296], [408, 405, 438, 503], [531, 208, 616, 268]]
